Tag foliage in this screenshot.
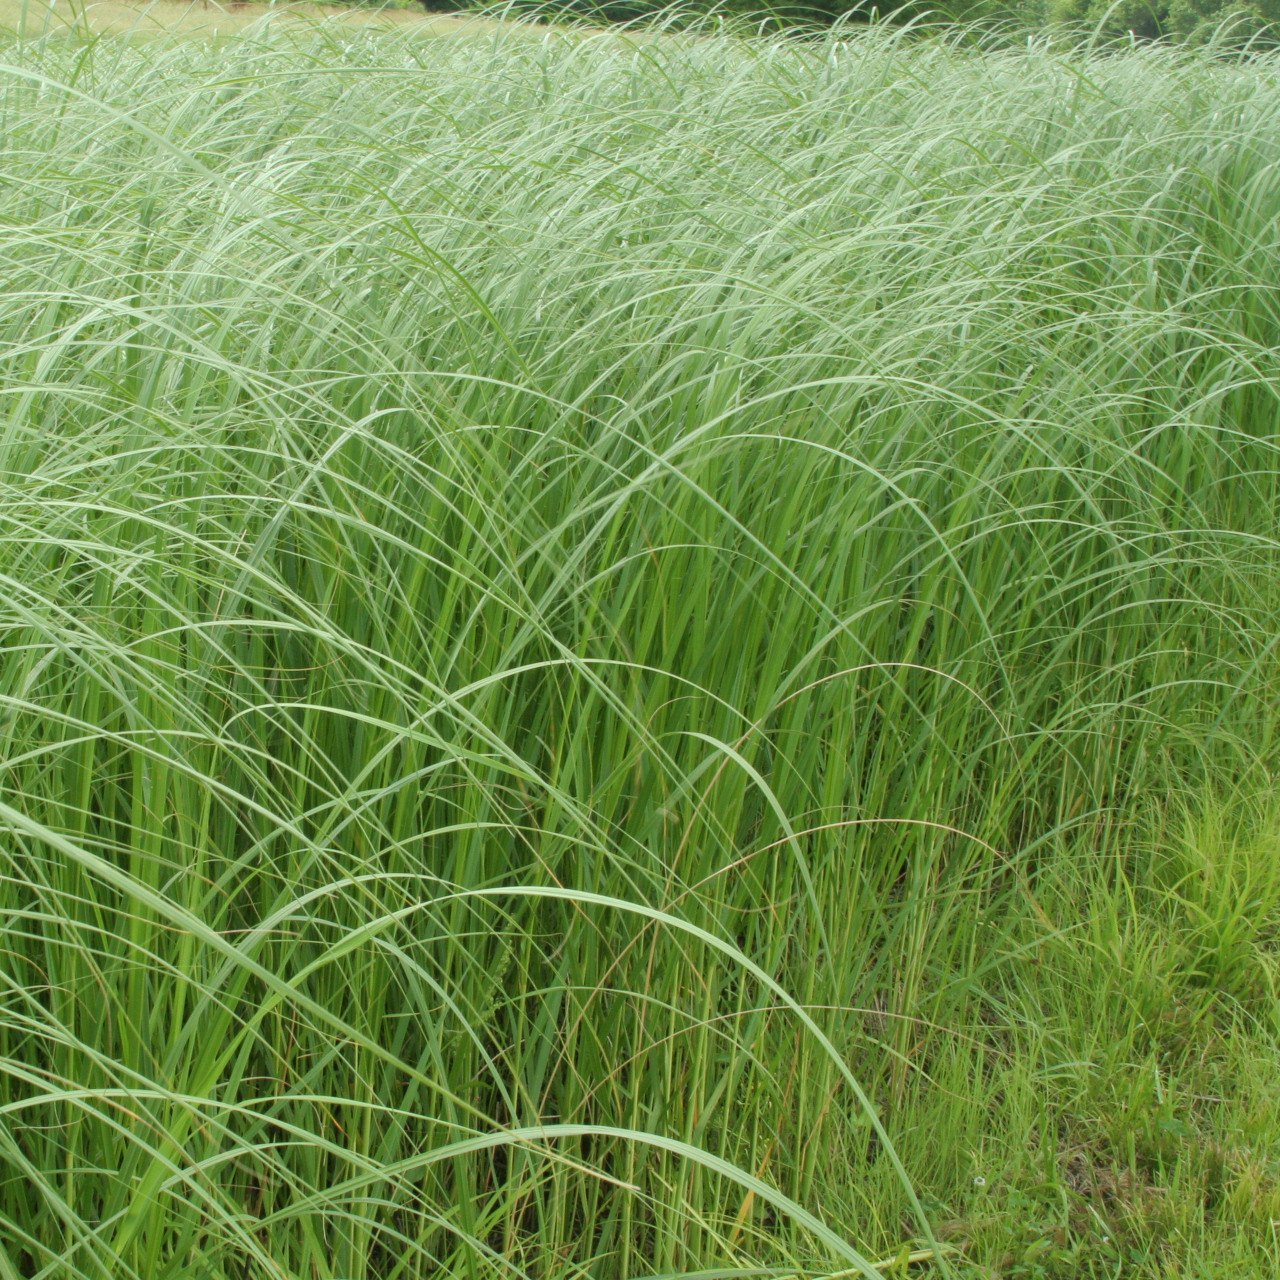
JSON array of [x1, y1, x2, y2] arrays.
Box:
[[0, 15, 1277, 1280], [436, 0, 1276, 40], [1044, 0, 1280, 44]]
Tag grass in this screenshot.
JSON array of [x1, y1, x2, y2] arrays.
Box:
[[0, 9, 1278, 1279], [0, 0, 494, 43]]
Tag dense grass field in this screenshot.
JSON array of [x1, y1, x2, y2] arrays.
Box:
[[0, 0, 475, 44], [1, 12, 1279, 1279]]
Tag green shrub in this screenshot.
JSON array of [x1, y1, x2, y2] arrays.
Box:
[[1047, 0, 1279, 41]]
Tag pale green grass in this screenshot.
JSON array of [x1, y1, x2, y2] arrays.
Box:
[[0, 0, 490, 40], [0, 14, 1277, 1280]]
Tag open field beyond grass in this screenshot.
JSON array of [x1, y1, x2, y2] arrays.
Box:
[[0, 14, 1278, 1280]]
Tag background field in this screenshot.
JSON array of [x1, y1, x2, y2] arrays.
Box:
[[0, 14, 1278, 1280]]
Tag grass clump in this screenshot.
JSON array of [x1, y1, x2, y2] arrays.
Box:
[[0, 14, 1278, 1279]]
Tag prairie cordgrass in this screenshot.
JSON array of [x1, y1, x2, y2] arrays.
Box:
[[0, 0, 498, 43], [0, 13, 1278, 1279]]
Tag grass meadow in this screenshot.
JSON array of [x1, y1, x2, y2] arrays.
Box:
[[0, 1, 476, 43], [0, 10, 1279, 1278]]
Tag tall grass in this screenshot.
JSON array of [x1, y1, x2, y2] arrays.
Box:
[[0, 12, 1278, 1278]]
